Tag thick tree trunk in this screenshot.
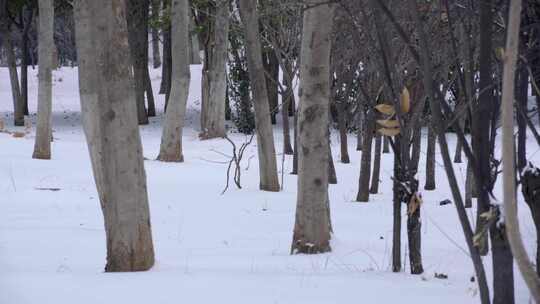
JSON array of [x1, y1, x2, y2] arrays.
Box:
[[356, 109, 374, 202], [151, 0, 161, 68], [291, 0, 334, 254], [157, 0, 191, 162], [369, 134, 381, 194], [200, 0, 229, 139], [74, 0, 155, 272], [33, 0, 55, 160], [424, 125, 436, 190], [238, 0, 280, 191]]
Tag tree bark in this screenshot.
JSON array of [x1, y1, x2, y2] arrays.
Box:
[[151, 0, 161, 68], [291, 0, 334, 254], [424, 125, 436, 190], [238, 0, 280, 191], [33, 0, 55, 160], [501, 1, 540, 300], [369, 134, 381, 194], [200, 0, 229, 139], [157, 0, 191, 162], [73, 0, 155, 272], [356, 109, 374, 202], [1, 30, 24, 126], [337, 101, 350, 163], [282, 70, 294, 155]]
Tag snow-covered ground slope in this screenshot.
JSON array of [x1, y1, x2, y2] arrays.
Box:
[[0, 66, 537, 303]]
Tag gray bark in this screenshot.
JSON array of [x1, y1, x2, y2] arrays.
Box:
[[33, 0, 55, 160], [157, 0, 191, 162], [74, 0, 155, 272], [424, 125, 436, 190], [291, 0, 334, 254], [200, 0, 229, 139], [238, 0, 279, 191]]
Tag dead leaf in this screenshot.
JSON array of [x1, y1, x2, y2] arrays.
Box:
[[400, 87, 410, 114], [377, 119, 400, 128], [378, 127, 400, 136], [375, 104, 395, 115], [12, 132, 25, 138], [408, 192, 423, 215]]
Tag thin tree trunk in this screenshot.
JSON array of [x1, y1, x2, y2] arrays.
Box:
[[356, 108, 363, 151], [356, 109, 374, 202], [337, 101, 350, 163], [383, 135, 390, 153], [160, 1, 172, 97], [369, 134, 381, 194], [200, 0, 229, 139], [3, 33, 24, 126], [465, 162, 473, 208], [189, 16, 201, 64], [516, 66, 527, 171], [282, 71, 293, 155], [291, 0, 334, 254], [73, 0, 155, 272], [291, 107, 298, 175], [501, 1, 540, 300], [328, 142, 337, 185], [424, 125, 436, 190], [157, 0, 191, 162], [151, 0, 161, 68], [21, 6, 33, 116], [33, 0, 54, 160], [392, 137, 401, 272], [238, 0, 280, 191]]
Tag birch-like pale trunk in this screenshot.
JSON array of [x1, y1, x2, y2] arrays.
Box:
[[238, 0, 279, 191], [501, 0, 540, 301], [33, 0, 55, 160], [200, 0, 229, 139], [291, 0, 334, 254], [74, 0, 155, 272], [157, 0, 191, 162]]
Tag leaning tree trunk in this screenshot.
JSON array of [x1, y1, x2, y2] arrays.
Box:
[[291, 0, 334, 254], [238, 0, 280, 191], [200, 0, 229, 139], [501, 1, 540, 300], [32, 0, 54, 160], [424, 125, 436, 190], [73, 0, 155, 272], [157, 0, 191, 162]]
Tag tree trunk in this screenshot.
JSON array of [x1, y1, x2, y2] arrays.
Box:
[[337, 101, 350, 163], [424, 125, 436, 190], [392, 137, 401, 272], [157, 0, 191, 162], [73, 0, 155, 272], [3, 32, 24, 126], [516, 66, 527, 171], [189, 16, 201, 64], [238, 0, 280, 192], [356, 108, 363, 151], [523, 166, 540, 277], [291, 107, 298, 175], [33, 0, 54, 160], [369, 134, 381, 194], [200, 0, 229, 139], [160, 1, 172, 97], [21, 6, 33, 116], [151, 0, 161, 68], [465, 162, 473, 208], [383, 135, 390, 153], [356, 109, 374, 202], [328, 143, 337, 185], [282, 71, 294, 155], [501, 1, 540, 300], [291, 0, 334, 254], [126, 0, 150, 124]]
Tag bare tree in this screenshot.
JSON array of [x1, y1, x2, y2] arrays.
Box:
[[157, 0, 191, 162], [73, 0, 155, 271], [238, 0, 280, 191], [33, 0, 55, 160], [291, 0, 334, 254]]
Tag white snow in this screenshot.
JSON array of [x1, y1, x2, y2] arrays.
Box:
[[0, 66, 537, 303]]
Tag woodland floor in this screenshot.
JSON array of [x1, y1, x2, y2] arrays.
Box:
[[0, 66, 537, 303]]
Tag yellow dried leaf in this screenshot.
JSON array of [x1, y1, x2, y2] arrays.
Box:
[[12, 132, 25, 138], [408, 192, 423, 215], [378, 127, 400, 136], [375, 104, 395, 115], [400, 87, 410, 113], [377, 119, 400, 128]]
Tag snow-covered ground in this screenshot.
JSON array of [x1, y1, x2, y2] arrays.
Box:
[[0, 66, 536, 303]]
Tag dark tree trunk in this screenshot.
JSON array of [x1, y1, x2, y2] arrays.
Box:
[[282, 69, 293, 155], [465, 162, 473, 208], [356, 109, 374, 202], [337, 101, 350, 163], [151, 0, 161, 68], [369, 134, 382, 194], [517, 66, 527, 171], [407, 184, 423, 274], [328, 144, 337, 185], [383, 136, 390, 153], [356, 109, 363, 151], [490, 221, 515, 304], [263, 50, 279, 124], [20, 5, 33, 116], [292, 108, 298, 175], [424, 126, 436, 190], [392, 137, 401, 272]]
